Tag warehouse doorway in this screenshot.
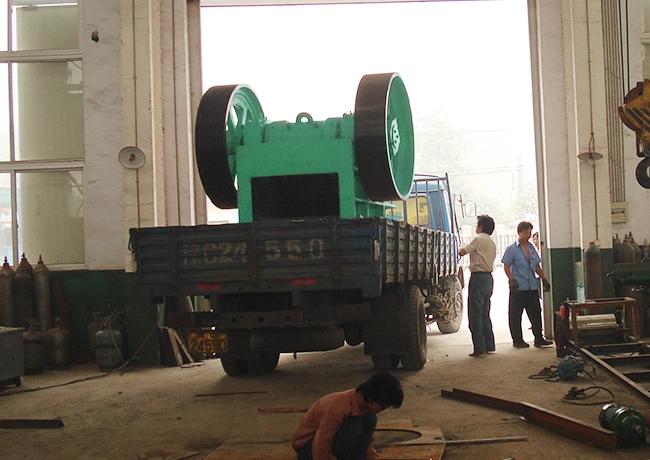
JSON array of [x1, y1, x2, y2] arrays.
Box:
[[199, 0, 539, 342]]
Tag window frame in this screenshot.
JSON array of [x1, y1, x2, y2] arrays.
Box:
[[0, 1, 83, 266]]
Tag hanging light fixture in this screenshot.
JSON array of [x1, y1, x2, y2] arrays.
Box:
[[577, 1, 603, 241]]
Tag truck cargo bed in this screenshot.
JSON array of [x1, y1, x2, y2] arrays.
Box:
[[130, 217, 456, 299]]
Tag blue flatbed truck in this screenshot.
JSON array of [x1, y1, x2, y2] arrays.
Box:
[[129, 174, 464, 375]]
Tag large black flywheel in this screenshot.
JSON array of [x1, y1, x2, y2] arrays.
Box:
[[195, 85, 265, 209], [354, 73, 415, 202]]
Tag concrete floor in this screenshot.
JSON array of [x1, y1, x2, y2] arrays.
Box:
[[1, 268, 650, 459]]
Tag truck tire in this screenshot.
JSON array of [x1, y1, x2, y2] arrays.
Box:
[[371, 355, 400, 371], [344, 323, 363, 346], [220, 357, 248, 376], [400, 285, 427, 370], [437, 278, 463, 334], [248, 352, 280, 375]]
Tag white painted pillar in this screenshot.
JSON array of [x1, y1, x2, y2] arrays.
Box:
[[121, 0, 202, 270], [562, 0, 612, 250], [532, 0, 613, 251]]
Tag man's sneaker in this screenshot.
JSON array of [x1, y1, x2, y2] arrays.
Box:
[[513, 342, 530, 348], [534, 340, 553, 348], [469, 351, 486, 357]]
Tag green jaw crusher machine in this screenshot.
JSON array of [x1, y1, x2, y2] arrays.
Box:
[[195, 72, 415, 220]]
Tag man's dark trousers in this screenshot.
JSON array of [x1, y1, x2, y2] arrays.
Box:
[[508, 289, 543, 344], [468, 272, 495, 353], [296, 412, 377, 460]]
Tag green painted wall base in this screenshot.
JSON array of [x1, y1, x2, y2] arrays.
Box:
[[547, 247, 615, 310], [52, 270, 160, 366]]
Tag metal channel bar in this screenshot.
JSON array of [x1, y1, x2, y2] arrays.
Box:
[[573, 344, 650, 403], [599, 354, 650, 367], [441, 388, 617, 452]]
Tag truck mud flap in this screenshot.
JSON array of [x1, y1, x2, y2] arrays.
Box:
[[249, 327, 344, 354]]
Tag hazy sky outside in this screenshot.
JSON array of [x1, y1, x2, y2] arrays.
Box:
[[200, 0, 535, 223], [201, 0, 532, 131]]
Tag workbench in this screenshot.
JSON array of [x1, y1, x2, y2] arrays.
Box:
[[560, 297, 638, 347]]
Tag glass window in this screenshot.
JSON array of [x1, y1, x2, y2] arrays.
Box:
[[11, 1, 78, 51], [0, 63, 8, 162], [13, 61, 83, 161], [0, 0, 7, 51], [0, 173, 11, 262], [17, 170, 83, 264], [0, 1, 82, 266]]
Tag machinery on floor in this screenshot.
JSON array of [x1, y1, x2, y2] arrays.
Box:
[[130, 73, 466, 375]]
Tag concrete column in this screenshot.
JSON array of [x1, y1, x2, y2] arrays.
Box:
[[530, 0, 615, 332], [561, 0, 612, 250], [121, 0, 201, 270]]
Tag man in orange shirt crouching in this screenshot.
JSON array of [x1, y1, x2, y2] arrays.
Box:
[[292, 372, 404, 460]]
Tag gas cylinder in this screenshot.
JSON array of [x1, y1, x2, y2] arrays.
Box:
[[613, 234, 623, 263], [95, 324, 124, 372], [0, 257, 14, 326], [45, 319, 72, 369], [643, 239, 650, 261], [620, 235, 636, 263], [87, 312, 103, 362], [13, 265, 34, 329], [584, 242, 603, 300], [629, 232, 643, 262], [16, 253, 33, 276], [23, 321, 45, 375], [33, 255, 51, 333]]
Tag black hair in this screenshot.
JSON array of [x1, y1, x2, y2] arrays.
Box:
[[517, 221, 533, 234], [356, 372, 404, 409], [476, 215, 495, 235]]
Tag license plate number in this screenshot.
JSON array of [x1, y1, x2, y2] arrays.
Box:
[[187, 331, 227, 353]]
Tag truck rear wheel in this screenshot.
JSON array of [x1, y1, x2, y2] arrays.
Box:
[[371, 355, 400, 371], [437, 278, 463, 334], [344, 323, 363, 346], [400, 285, 427, 370], [220, 357, 248, 376], [248, 352, 280, 375]]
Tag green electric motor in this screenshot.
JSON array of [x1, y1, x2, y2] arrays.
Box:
[[599, 403, 646, 447], [194, 73, 415, 223]]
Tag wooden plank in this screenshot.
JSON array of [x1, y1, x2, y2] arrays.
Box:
[[166, 328, 182, 366], [173, 329, 194, 363]]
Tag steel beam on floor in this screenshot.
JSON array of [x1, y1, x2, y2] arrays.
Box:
[[572, 343, 650, 403], [441, 388, 617, 453], [599, 354, 650, 366], [0, 419, 64, 429], [585, 343, 650, 355]]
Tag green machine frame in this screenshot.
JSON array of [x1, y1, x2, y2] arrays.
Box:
[[195, 73, 415, 222]]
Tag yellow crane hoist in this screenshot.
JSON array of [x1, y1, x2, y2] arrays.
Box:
[[619, 79, 650, 188]]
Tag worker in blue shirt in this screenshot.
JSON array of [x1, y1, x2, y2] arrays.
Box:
[[501, 221, 553, 348]]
